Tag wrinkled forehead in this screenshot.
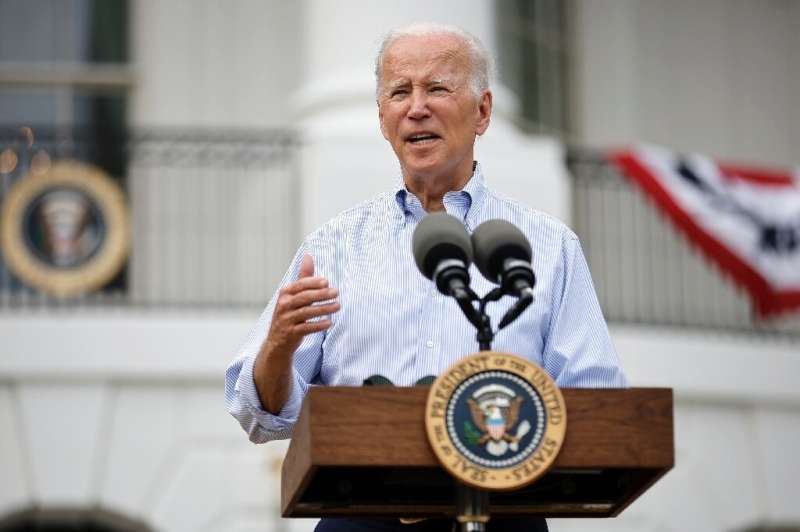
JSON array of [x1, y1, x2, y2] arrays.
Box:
[[381, 35, 471, 83]]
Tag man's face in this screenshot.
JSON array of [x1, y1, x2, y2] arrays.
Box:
[[377, 34, 492, 182]]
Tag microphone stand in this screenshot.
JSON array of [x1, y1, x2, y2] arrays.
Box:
[[454, 286, 531, 351], [449, 285, 533, 531], [475, 288, 502, 350]]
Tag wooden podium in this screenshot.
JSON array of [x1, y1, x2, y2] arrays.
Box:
[[282, 386, 673, 519]]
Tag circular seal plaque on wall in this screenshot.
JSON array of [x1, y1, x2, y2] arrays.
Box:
[[0, 160, 129, 297], [425, 351, 567, 491]]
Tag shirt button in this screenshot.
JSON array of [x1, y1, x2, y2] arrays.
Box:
[[425, 340, 434, 348]]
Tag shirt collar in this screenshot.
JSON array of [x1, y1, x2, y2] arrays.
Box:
[[393, 161, 487, 230]]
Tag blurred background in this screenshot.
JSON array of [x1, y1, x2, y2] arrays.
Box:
[[1, 0, 799, 531]]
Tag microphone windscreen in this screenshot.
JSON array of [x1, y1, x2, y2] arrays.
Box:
[[412, 213, 473, 279], [472, 219, 532, 282]]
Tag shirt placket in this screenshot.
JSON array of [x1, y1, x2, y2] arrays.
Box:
[[415, 279, 445, 380]]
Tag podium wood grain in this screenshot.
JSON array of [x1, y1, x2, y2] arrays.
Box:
[[281, 387, 673, 518]]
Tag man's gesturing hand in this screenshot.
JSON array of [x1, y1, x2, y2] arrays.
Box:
[[254, 254, 339, 414], [265, 253, 340, 357]]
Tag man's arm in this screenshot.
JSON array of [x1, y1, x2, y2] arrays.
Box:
[[542, 231, 627, 388], [253, 254, 339, 414], [225, 250, 340, 442]]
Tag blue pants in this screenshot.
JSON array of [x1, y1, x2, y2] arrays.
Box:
[[314, 517, 548, 531]]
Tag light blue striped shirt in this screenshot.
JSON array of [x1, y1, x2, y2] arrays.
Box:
[[225, 164, 626, 442]]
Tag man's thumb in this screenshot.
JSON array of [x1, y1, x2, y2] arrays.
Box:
[[298, 254, 314, 279]]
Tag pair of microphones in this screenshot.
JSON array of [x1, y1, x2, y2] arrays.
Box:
[[365, 214, 536, 386], [412, 213, 536, 331]]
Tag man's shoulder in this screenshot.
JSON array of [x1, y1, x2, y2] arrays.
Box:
[[306, 192, 395, 242], [483, 188, 578, 245]]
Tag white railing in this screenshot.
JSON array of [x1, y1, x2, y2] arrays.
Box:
[[0, 129, 299, 309], [128, 131, 299, 307], [567, 149, 800, 338]]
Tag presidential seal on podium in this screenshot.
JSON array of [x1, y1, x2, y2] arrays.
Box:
[[0, 160, 129, 297], [426, 351, 567, 491]]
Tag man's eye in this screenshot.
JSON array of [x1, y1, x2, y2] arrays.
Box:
[[430, 86, 448, 93], [391, 89, 408, 97]]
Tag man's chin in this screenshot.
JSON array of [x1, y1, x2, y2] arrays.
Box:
[[401, 153, 477, 183], [402, 162, 447, 182], [400, 152, 448, 174]]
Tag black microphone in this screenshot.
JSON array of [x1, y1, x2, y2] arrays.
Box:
[[412, 212, 474, 299], [472, 219, 536, 298]]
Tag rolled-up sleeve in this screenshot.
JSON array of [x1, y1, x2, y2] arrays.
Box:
[[542, 231, 627, 388], [224, 245, 324, 442]]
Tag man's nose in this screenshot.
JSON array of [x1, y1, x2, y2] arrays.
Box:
[[407, 90, 431, 119]]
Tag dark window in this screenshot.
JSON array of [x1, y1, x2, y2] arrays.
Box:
[[496, 0, 569, 135], [0, 0, 130, 296]]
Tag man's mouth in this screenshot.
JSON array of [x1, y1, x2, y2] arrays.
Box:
[[406, 133, 441, 144]]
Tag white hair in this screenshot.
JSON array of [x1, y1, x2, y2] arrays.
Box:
[[374, 22, 493, 99]]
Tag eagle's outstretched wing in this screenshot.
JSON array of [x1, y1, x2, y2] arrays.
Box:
[[506, 396, 523, 429], [467, 399, 487, 432]]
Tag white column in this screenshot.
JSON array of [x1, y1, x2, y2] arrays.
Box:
[[131, 0, 302, 128], [294, 0, 569, 235]]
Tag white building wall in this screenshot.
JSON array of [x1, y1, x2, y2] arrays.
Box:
[[0, 314, 305, 532], [130, 0, 303, 129], [572, 0, 800, 167]]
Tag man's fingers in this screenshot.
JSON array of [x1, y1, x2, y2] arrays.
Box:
[[271, 254, 338, 340], [277, 287, 337, 314], [287, 287, 338, 309], [293, 319, 332, 335], [289, 302, 340, 323], [281, 276, 329, 295], [298, 254, 314, 279]]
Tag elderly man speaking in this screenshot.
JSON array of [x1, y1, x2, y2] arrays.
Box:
[[226, 22, 626, 532]]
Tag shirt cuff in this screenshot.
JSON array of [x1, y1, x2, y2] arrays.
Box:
[[237, 355, 309, 440]]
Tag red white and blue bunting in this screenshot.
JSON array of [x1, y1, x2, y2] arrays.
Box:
[[610, 145, 800, 317]]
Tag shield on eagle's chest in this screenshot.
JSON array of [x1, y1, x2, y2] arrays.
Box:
[[487, 416, 505, 440]]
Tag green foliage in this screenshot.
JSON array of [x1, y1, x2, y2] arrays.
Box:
[[463, 421, 482, 446]]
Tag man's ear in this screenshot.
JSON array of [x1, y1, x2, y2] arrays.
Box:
[[475, 90, 493, 136]]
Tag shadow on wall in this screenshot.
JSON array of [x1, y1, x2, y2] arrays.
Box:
[[738, 524, 800, 532], [0, 506, 153, 532]]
